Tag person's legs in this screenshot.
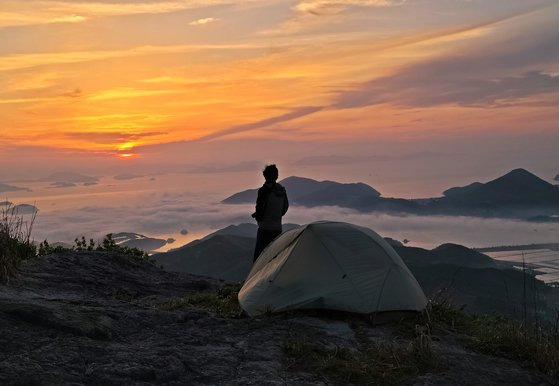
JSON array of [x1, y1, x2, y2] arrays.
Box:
[[253, 228, 282, 262], [253, 228, 266, 261]]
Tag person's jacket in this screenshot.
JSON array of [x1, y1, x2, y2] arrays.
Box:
[[252, 182, 289, 231]]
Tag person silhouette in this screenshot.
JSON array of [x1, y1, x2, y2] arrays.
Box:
[[252, 164, 289, 262]]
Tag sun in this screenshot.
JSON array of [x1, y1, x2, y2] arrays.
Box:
[[117, 153, 139, 159]]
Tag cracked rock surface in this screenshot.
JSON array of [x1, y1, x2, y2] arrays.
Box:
[[0, 251, 554, 385]]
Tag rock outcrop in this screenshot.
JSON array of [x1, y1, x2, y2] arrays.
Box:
[[0, 251, 554, 385]]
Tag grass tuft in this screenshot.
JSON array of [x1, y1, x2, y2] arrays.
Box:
[[157, 284, 242, 318], [283, 335, 444, 385], [397, 297, 559, 379], [0, 203, 37, 283]]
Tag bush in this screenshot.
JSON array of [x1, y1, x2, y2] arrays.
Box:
[[38, 233, 151, 261], [0, 203, 37, 283]]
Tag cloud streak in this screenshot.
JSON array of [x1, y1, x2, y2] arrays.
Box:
[[295, 0, 403, 14], [331, 6, 559, 108], [189, 17, 219, 26], [0, 0, 270, 28], [194, 106, 324, 141], [0, 43, 276, 72]]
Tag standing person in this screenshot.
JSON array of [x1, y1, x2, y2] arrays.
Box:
[[252, 164, 289, 261]]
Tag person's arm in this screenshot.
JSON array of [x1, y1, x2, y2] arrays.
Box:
[[282, 192, 289, 216], [253, 187, 268, 221]]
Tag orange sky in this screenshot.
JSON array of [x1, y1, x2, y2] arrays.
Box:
[[1, 0, 558, 161]]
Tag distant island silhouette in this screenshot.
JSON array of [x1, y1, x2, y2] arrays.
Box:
[[223, 168, 559, 221]]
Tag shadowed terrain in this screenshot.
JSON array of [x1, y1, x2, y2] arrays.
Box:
[[1, 250, 556, 385]]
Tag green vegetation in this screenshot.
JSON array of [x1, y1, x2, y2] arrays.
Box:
[[38, 233, 150, 260], [111, 287, 136, 303], [283, 298, 559, 383], [0, 203, 37, 283], [0, 201, 152, 282], [283, 331, 444, 385], [157, 284, 242, 318], [398, 298, 559, 379]]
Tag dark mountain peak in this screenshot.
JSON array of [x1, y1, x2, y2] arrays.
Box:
[[443, 168, 559, 207], [494, 168, 547, 185], [431, 243, 495, 267], [281, 176, 317, 184], [223, 176, 381, 209]]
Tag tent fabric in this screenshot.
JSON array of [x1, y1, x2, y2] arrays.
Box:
[[238, 221, 427, 316]]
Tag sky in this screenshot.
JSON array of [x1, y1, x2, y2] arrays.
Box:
[[1, 0, 559, 245]]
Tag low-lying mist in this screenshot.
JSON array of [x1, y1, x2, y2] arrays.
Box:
[[23, 191, 559, 251]]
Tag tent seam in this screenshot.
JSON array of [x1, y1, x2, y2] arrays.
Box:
[[309, 226, 368, 310], [374, 264, 395, 313], [251, 227, 307, 312]]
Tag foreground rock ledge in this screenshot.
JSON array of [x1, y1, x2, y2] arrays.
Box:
[[0, 251, 553, 385]]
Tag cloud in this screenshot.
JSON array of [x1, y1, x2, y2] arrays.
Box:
[[0, 11, 88, 28], [294, 151, 456, 166], [331, 9, 559, 108], [295, 0, 403, 14], [114, 173, 144, 180], [0, 43, 273, 72], [333, 71, 559, 108], [188, 160, 262, 174], [50, 181, 77, 188], [189, 17, 219, 26], [0, 0, 268, 28], [0, 182, 31, 193], [29, 191, 559, 252], [87, 88, 180, 101], [64, 131, 166, 145], [195, 106, 323, 141]]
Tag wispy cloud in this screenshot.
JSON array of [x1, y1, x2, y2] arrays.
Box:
[[195, 106, 324, 141], [0, 43, 271, 72], [295, 0, 403, 14], [63, 131, 167, 145], [0, 0, 266, 28], [189, 17, 219, 26], [0, 11, 88, 28], [87, 87, 180, 101], [331, 12, 559, 109]]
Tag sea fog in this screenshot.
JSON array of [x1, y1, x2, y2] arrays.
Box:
[[5, 171, 559, 282]]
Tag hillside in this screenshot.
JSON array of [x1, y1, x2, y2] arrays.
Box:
[[1, 250, 555, 384], [223, 176, 381, 209], [154, 224, 558, 323], [157, 223, 299, 281], [442, 168, 559, 208]]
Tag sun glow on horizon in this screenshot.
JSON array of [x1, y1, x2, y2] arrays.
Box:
[[0, 1, 557, 158], [117, 153, 139, 159]]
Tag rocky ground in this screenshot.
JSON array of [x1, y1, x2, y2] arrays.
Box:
[[0, 251, 555, 385]]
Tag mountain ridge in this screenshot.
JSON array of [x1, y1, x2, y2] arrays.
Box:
[[223, 168, 559, 219]]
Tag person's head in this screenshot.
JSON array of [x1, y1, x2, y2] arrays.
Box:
[[263, 164, 279, 182]]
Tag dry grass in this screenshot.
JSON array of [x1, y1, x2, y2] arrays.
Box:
[[0, 203, 37, 283], [157, 284, 242, 318], [399, 297, 559, 379], [283, 333, 444, 385]]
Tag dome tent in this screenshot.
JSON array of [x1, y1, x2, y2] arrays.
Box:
[[238, 221, 427, 316]]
